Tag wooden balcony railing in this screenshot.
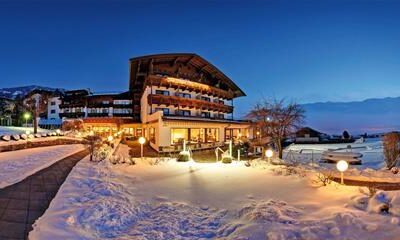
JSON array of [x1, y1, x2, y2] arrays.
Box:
[[148, 94, 233, 113], [145, 75, 235, 100]]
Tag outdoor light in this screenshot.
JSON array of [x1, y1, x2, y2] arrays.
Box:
[[23, 112, 31, 127], [89, 130, 94, 136], [25, 130, 31, 135], [336, 160, 349, 184], [139, 137, 146, 159], [266, 149, 273, 158], [266, 149, 273, 163], [108, 135, 114, 142]]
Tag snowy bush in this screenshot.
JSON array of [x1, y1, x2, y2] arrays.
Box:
[[312, 171, 334, 187], [177, 151, 190, 162], [222, 155, 233, 164]]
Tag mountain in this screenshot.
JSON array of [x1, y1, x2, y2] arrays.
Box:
[[0, 85, 63, 100], [302, 97, 400, 135]]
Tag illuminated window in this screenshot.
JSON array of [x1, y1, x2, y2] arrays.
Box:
[[171, 128, 188, 144], [150, 127, 155, 143], [206, 128, 219, 142], [190, 128, 205, 143]]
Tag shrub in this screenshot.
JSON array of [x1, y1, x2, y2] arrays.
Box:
[[383, 132, 400, 169], [221, 154, 233, 164], [177, 151, 190, 162]]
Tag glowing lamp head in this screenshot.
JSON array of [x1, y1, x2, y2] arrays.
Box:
[[25, 130, 31, 135], [266, 149, 273, 158], [138, 137, 146, 145], [107, 136, 114, 142], [336, 160, 349, 172], [89, 131, 94, 136], [56, 129, 61, 134], [256, 131, 260, 135], [23, 112, 30, 120]]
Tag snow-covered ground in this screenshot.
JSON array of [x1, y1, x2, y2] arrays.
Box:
[[30, 144, 400, 240], [0, 126, 52, 135], [285, 138, 384, 169], [0, 144, 85, 188]]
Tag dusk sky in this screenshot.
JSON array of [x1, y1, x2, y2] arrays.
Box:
[[1, 0, 400, 117]]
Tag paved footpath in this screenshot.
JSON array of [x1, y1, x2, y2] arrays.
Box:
[[0, 149, 88, 240]]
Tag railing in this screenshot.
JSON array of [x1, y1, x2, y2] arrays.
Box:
[[145, 75, 235, 99], [148, 94, 233, 113], [59, 112, 85, 118]]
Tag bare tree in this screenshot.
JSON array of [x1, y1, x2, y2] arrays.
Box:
[[62, 119, 84, 132], [84, 135, 103, 161], [247, 99, 305, 159], [383, 132, 400, 169], [24, 90, 51, 133]]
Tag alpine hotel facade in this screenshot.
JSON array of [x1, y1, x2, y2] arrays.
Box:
[[60, 53, 253, 152]]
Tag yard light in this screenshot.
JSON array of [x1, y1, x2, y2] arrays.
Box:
[[108, 135, 114, 142], [24, 112, 31, 127], [139, 137, 146, 159], [266, 149, 273, 164], [89, 130, 94, 136], [336, 160, 349, 185]]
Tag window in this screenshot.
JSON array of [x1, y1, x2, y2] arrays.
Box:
[[113, 108, 132, 114], [190, 128, 205, 143], [176, 92, 191, 98], [155, 108, 169, 115], [113, 100, 132, 105], [176, 110, 191, 116], [150, 127, 155, 143], [171, 128, 188, 144], [201, 112, 210, 118], [102, 101, 110, 105], [205, 128, 219, 142], [50, 110, 56, 114], [201, 96, 211, 102], [156, 90, 170, 96], [216, 113, 225, 119], [50, 101, 56, 106], [102, 108, 109, 113]]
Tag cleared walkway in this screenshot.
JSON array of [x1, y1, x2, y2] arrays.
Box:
[[0, 149, 88, 240]]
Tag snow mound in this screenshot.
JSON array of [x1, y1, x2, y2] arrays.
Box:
[[238, 199, 302, 224]]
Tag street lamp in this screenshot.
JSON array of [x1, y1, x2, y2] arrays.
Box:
[[266, 149, 273, 163], [138, 137, 146, 159], [336, 160, 349, 185], [23, 112, 31, 127], [107, 135, 114, 142]]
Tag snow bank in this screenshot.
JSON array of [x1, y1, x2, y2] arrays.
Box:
[[30, 144, 400, 239], [0, 144, 84, 188], [0, 126, 51, 135]]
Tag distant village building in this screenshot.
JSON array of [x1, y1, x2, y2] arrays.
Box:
[[295, 127, 329, 143]]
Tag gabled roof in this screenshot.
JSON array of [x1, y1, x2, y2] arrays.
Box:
[[130, 53, 246, 98]]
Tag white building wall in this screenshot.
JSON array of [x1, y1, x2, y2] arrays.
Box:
[[47, 97, 61, 119]]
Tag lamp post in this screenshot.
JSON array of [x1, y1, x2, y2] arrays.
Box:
[[266, 149, 273, 164], [139, 137, 146, 160], [336, 160, 349, 185], [23, 112, 31, 128]]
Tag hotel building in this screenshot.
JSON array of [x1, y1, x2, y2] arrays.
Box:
[[59, 53, 253, 152]]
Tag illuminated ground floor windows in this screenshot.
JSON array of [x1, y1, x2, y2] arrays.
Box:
[[171, 128, 219, 145]]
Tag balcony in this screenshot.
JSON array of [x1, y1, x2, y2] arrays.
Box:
[[148, 94, 233, 113], [145, 75, 235, 100], [59, 112, 85, 118], [87, 112, 109, 117]]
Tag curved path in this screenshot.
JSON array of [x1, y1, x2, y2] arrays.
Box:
[[0, 149, 88, 240]]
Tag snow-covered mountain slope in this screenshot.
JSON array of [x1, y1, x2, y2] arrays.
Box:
[[302, 97, 400, 134], [0, 85, 63, 99]]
